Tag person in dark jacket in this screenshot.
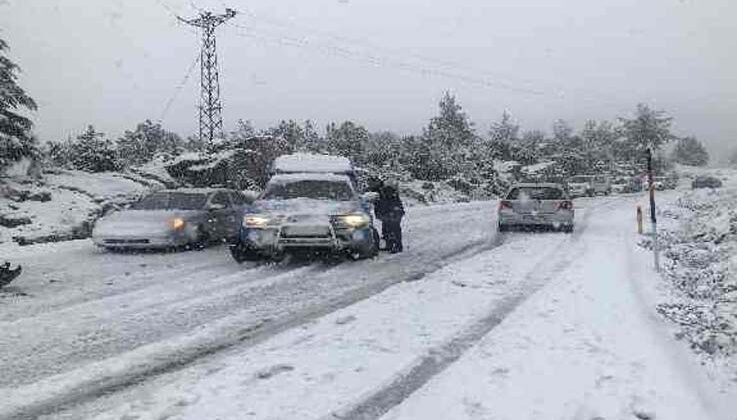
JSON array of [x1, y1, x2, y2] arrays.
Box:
[[374, 183, 405, 253]]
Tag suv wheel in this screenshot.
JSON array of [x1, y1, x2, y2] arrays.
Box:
[[230, 244, 260, 263]]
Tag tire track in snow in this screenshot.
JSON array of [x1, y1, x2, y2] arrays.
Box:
[[1, 210, 502, 420], [324, 197, 610, 420]]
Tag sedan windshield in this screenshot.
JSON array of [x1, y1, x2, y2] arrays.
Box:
[[507, 187, 564, 200], [132, 192, 208, 210], [262, 180, 354, 201]]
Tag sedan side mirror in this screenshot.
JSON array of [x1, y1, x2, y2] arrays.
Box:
[[361, 192, 379, 203]]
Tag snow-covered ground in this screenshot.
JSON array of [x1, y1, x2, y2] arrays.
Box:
[[0, 169, 169, 246], [2, 180, 737, 420], [384, 192, 733, 420]]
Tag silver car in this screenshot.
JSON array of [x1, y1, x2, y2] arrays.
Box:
[[590, 175, 612, 195], [498, 183, 574, 233], [92, 188, 249, 250], [567, 175, 593, 198]]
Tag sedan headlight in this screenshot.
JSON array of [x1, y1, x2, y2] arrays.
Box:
[[244, 214, 270, 228], [336, 213, 370, 228], [168, 217, 186, 230]]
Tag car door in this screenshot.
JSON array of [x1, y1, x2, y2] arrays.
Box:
[[206, 192, 232, 240]]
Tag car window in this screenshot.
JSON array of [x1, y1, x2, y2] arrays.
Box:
[[262, 180, 355, 201], [230, 192, 247, 206], [507, 187, 564, 200], [132, 192, 208, 210], [210, 192, 231, 207]]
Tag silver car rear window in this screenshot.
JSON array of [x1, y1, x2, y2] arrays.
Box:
[[507, 187, 564, 200]]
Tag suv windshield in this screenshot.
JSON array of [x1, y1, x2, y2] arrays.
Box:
[[507, 187, 564, 200], [132, 192, 208, 210], [262, 180, 354, 201]]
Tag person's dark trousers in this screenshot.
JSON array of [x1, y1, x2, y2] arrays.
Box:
[[383, 219, 403, 253]]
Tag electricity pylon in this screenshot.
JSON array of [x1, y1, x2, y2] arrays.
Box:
[[178, 8, 236, 146]]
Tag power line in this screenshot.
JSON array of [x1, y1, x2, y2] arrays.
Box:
[[227, 6, 624, 106], [158, 52, 200, 124], [227, 22, 552, 97]]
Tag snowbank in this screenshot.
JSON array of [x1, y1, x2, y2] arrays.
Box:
[[641, 184, 737, 359], [0, 170, 165, 246]]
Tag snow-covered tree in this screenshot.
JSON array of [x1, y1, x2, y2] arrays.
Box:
[[362, 131, 402, 168], [0, 37, 38, 173], [325, 121, 369, 159], [70, 125, 119, 172], [264, 120, 303, 152], [302, 120, 322, 152], [226, 119, 258, 148], [414, 93, 477, 180], [44, 136, 76, 168], [488, 111, 519, 144], [427, 92, 475, 149], [672, 136, 709, 167], [116, 120, 182, 166], [619, 104, 675, 157]]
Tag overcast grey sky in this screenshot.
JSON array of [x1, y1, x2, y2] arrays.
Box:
[[1, 0, 735, 158]]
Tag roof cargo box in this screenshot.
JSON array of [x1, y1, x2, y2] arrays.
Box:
[[271, 153, 355, 176]]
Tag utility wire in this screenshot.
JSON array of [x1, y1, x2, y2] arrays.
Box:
[[227, 6, 624, 106], [227, 22, 561, 98], [158, 52, 201, 123]]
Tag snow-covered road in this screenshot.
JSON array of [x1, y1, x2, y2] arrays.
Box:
[[4, 194, 727, 420], [2, 201, 503, 418]]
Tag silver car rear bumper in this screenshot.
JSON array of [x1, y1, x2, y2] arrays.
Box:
[[498, 210, 574, 227]]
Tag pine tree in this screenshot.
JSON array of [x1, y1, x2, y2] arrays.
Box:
[[302, 120, 322, 152], [488, 111, 519, 144], [672, 136, 709, 167], [619, 104, 675, 159], [325, 121, 368, 160], [264, 120, 303, 152], [116, 120, 182, 166], [427, 92, 475, 149], [0, 37, 38, 172], [70, 125, 119, 172], [226, 119, 258, 149], [419, 92, 476, 180], [44, 136, 76, 168]]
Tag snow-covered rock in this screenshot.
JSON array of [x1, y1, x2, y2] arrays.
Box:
[[0, 170, 165, 246]]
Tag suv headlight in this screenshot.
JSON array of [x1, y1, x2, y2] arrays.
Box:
[[336, 213, 370, 228], [244, 214, 270, 228]]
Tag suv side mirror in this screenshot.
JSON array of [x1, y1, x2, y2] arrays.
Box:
[[361, 192, 379, 202]]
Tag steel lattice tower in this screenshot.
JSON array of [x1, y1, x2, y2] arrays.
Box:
[[178, 9, 236, 146]]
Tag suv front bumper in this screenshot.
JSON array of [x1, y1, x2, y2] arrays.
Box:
[[237, 224, 374, 254]]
